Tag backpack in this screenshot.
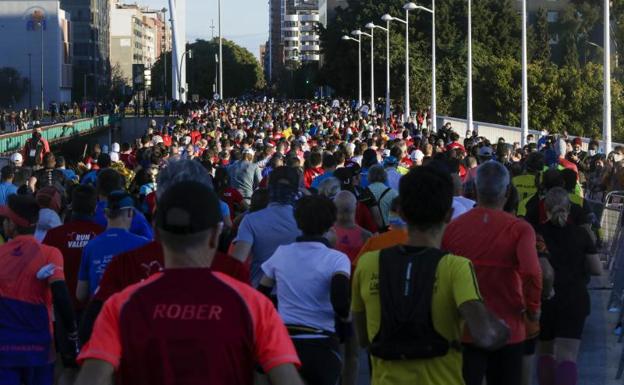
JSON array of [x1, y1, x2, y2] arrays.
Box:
[[358, 187, 392, 232], [370, 246, 451, 360]]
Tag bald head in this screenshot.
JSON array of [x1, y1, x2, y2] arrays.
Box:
[[334, 190, 357, 215]]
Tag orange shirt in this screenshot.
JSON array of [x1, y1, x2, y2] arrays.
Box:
[[356, 228, 408, 262]]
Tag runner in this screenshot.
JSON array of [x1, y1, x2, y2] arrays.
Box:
[[442, 161, 542, 385], [75, 180, 304, 385], [352, 166, 509, 385], [259, 195, 350, 385], [0, 194, 77, 385]]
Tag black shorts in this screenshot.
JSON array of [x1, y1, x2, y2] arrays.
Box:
[[539, 293, 589, 341]]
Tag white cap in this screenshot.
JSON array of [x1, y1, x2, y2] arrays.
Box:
[[152, 135, 164, 145], [111, 142, 121, 153], [242, 148, 255, 157], [411, 149, 425, 162], [297, 135, 307, 144], [110, 152, 120, 162], [382, 149, 391, 158], [10, 152, 23, 164]]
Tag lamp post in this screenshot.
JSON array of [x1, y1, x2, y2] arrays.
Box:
[[218, 0, 223, 100], [354, 29, 374, 110], [521, 0, 529, 146], [162, 7, 168, 104], [177, 49, 193, 100], [383, 3, 417, 122], [414, 3, 436, 131], [467, 0, 473, 136], [38, 21, 44, 112], [342, 33, 362, 108], [604, 0, 612, 153], [370, 20, 390, 118]]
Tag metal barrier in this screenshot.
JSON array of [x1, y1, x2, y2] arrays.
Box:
[[0, 115, 113, 156]]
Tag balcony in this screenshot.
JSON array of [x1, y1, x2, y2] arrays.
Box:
[[300, 44, 320, 51], [299, 14, 320, 22], [301, 54, 320, 61], [283, 35, 299, 41], [284, 14, 299, 22], [300, 34, 319, 42], [300, 24, 315, 32]]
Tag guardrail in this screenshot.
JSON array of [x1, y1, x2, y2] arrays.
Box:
[[0, 115, 115, 155]]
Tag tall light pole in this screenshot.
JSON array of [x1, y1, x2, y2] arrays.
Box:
[[38, 21, 44, 112], [604, 0, 612, 153], [467, 0, 473, 136], [371, 20, 390, 118], [521, 0, 529, 146], [168, 0, 180, 100], [342, 34, 362, 107], [162, 7, 168, 104], [355, 28, 374, 109], [384, 3, 417, 122], [218, 0, 223, 100], [415, 4, 436, 131], [177, 49, 193, 100]]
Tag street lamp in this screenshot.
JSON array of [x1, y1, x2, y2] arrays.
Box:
[[413, 3, 436, 132], [161, 7, 168, 104], [37, 21, 44, 112], [177, 49, 193, 98], [342, 33, 362, 108], [369, 21, 389, 118], [521, 0, 529, 146], [355, 28, 374, 110], [604, 0, 612, 153], [383, 2, 417, 122], [467, 0, 473, 136], [218, 0, 223, 100]]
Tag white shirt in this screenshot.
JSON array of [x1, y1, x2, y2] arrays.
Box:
[[261, 241, 350, 334], [452, 196, 476, 220]]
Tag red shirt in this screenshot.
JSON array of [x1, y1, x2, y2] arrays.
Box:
[[304, 167, 324, 189], [221, 187, 244, 219], [79, 270, 300, 384], [42, 220, 104, 310], [442, 208, 542, 344], [94, 241, 249, 303], [356, 202, 378, 234], [446, 142, 466, 154]]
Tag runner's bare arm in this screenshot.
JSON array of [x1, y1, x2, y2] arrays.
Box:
[[352, 310, 370, 348], [74, 359, 114, 385], [586, 253, 603, 276], [459, 300, 510, 351], [231, 241, 252, 263], [267, 363, 305, 385]]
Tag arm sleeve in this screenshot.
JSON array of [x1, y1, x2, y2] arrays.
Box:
[[515, 223, 542, 314], [78, 300, 103, 345], [51, 281, 77, 334], [330, 274, 351, 319]]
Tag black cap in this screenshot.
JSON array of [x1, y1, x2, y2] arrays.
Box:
[[156, 181, 223, 234], [269, 166, 299, 189], [107, 190, 135, 211]]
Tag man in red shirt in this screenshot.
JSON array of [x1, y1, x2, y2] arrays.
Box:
[[442, 161, 542, 385], [75, 180, 302, 385], [43, 185, 104, 313]]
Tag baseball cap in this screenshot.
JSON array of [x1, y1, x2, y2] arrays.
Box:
[[410, 149, 425, 162], [107, 190, 135, 211], [156, 180, 223, 234], [242, 148, 255, 157], [111, 142, 121, 153], [10, 153, 23, 164], [572, 137, 582, 146], [0, 194, 39, 228]]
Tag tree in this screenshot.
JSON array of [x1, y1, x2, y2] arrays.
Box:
[[151, 38, 265, 100], [531, 8, 551, 62], [110, 64, 129, 102], [0, 67, 28, 108]]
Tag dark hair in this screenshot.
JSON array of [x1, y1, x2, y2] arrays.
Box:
[[1, 165, 15, 180], [322, 153, 337, 169], [71, 184, 97, 215], [399, 166, 453, 231], [213, 167, 229, 193], [250, 188, 270, 212], [306, 151, 322, 169], [561, 168, 578, 193], [55, 155, 66, 168], [294, 195, 337, 236], [96, 169, 123, 197], [362, 149, 378, 169], [43, 152, 56, 169], [541, 169, 564, 192], [504, 184, 520, 214], [98, 153, 112, 169]]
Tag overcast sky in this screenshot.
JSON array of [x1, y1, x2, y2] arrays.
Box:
[[141, 0, 269, 59]]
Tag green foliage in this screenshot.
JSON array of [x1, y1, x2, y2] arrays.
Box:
[[151, 38, 265, 100], [0, 67, 29, 108], [530, 8, 551, 62]]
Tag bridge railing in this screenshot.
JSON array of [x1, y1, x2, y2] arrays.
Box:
[[0, 115, 114, 155]]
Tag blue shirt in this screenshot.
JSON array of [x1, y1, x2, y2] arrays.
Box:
[[81, 170, 98, 186], [60, 168, 78, 182], [234, 203, 301, 287], [311, 170, 334, 190], [94, 201, 154, 240], [78, 228, 149, 295], [0, 182, 18, 206]]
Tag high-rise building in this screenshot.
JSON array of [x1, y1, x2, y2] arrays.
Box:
[[0, 0, 73, 107], [59, 0, 109, 101], [318, 0, 347, 27], [268, 0, 321, 84]]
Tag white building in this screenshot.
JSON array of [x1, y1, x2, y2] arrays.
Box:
[[0, 0, 72, 108], [283, 1, 321, 64]]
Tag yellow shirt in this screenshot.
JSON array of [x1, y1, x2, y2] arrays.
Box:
[[352, 249, 482, 385], [512, 174, 538, 202]]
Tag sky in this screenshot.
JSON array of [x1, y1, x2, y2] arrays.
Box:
[[141, 0, 269, 59]]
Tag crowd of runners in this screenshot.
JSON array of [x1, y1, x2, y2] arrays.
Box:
[[0, 98, 617, 385]]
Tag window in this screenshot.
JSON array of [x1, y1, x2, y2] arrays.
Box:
[[547, 11, 559, 23]]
